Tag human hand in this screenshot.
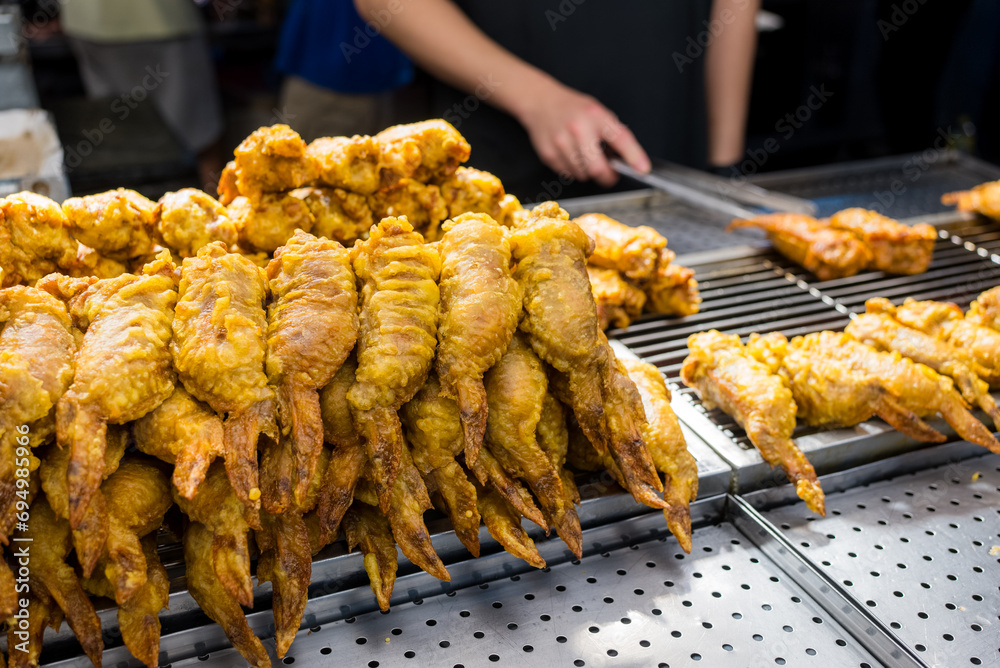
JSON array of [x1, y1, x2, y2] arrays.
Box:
[[515, 82, 650, 187]]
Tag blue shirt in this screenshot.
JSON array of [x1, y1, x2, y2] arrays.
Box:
[[275, 0, 413, 95]]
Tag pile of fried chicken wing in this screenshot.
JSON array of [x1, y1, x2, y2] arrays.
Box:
[[682, 290, 1000, 516], [0, 120, 702, 668]]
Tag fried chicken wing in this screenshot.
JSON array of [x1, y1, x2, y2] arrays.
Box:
[[746, 331, 944, 444], [64, 242, 129, 280], [62, 188, 158, 262], [348, 217, 441, 510], [174, 462, 256, 607], [368, 179, 448, 241], [967, 286, 1000, 331], [477, 484, 545, 569], [644, 251, 701, 317], [848, 301, 1000, 430], [316, 355, 366, 543], [467, 445, 547, 530], [573, 213, 666, 283], [400, 374, 481, 556], [155, 188, 239, 258], [228, 192, 315, 255], [342, 501, 398, 612], [436, 167, 506, 220], [681, 330, 825, 515], [436, 212, 521, 464], [893, 298, 1000, 387], [293, 186, 373, 246], [385, 443, 450, 581], [233, 124, 315, 201], [728, 213, 871, 281], [827, 208, 936, 274], [0, 284, 80, 543], [621, 358, 698, 553], [256, 508, 311, 657], [217, 161, 239, 206], [51, 254, 176, 529], [306, 135, 381, 195], [942, 179, 1000, 220], [134, 386, 224, 500], [38, 428, 128, 577], [82, 535, 168, 668], [375, 119, 471, 184], [0, 192, 78, 287], [172, 242, 277, 515], [267, 230, 359, 508], [485, 335, 579, 556], [805, 330, 1000, 453], [588, 266, 646, 330], [184, 521, 270, 668]]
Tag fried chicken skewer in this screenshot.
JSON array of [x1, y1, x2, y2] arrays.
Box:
[[826, 208, 936, 274], [348, 217, 441, 511], [942, 179, 1000, 221], [436, 213, 521, 466], [681, 330, 825, 515], [266, 230, 359, 509], [172, 242, 277, 518]]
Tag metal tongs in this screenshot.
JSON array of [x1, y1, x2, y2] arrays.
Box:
[[611, 158, 817, 220]]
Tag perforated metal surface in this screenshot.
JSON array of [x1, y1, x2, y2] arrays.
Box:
[[169, 520, 879, 668], [761, 453, 1000, 668]]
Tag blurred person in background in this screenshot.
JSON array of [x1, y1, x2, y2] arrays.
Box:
[[354, 0, 760, 200], [275, 0, 413, 140], [59, 0, 225, 190]]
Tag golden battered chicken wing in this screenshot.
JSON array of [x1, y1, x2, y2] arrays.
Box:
[[233, 124, 315, 201], [134, 386, 224, 500], [0, 192, 78, 287], [573, 213, 666, 283], [967, 286, 1000, 331], [348, 217, 441, 510], [477, 484, 545, 569], [52, 254, 176, 529], [385, 443, 449, 581], [681, 330, 825, 515], [293, 186, 373, 246], [156, 188, 239, 258], [728, 213, 871, 281], [588, 266, 646, 330], [942, 179, 1000, 220], [172, 242, 277, 515], [342, 501, 397, 612], [62, 188, 158, 262], [644, 252, 701, 317], [436, 212, 521, 464], [174, 462, 256, 607], [228, 192, 315, 255], [827, 208, 936, 274], [621, 358, 698, 553], [436, 167, 506, 220], [183, 521, 270, 668], [375, 119, 471, 184], [467, 445, 547, 530], [368, 179, 448, 241], [256, 508, 311, 658], [267, 230, 359, 508], [306, 135, 381, 195], [0, 283, 80, 543]]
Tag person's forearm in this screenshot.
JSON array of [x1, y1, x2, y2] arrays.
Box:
[[354, 0, 555, 124], [705, 0, 760, 167]]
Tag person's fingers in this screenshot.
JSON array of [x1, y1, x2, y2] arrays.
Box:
[[569, 119, 617, 187], [552, 130, 588, 181], [601, 117, 651, 173]]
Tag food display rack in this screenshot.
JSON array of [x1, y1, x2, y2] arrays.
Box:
[[36, 155, 1000, 667]]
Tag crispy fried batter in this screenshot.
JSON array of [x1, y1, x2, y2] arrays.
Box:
[[0, 192, 78, 286], [156, 188, 239, 258], [343, 501, 398, 611], [682, 330, 825, 515], [52, 255, 176, 529], [436, 167, 506, 220], [228, 192, 315, 255], [827, 208, 936, 274], [64, 242, 129, 280], [728, 213, 871, 281], [644, 251, 701, 317], [184, 521, 270, 668], [134, 386, 224, 500], [348, 217, 441, 511], [588, 266, 646, 330], [942, 179, 1000, 220], [306, 135, 381, 195], [172, 242, 277, 514], [233, 124, 315, 200], [375, 119, 471, 184], [267, 230, 359, 508], [217, 161, 240, 206], [622, 358, 698, 553], [62, 188, 158, 262], [368, 179, 448, 241], [574, 212, 666, 283], [436, 212, 521, 464], [293, 186, 373, 246], [967, 286, 1000, 331]]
